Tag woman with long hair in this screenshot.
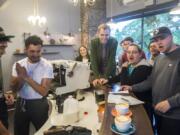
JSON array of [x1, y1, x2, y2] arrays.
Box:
[[75, 46, 90, 63]]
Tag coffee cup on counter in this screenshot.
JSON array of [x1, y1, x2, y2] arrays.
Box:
[[115, 103, 129, 115], [114, 115, 132, 132]]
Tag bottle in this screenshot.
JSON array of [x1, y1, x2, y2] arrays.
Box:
[[63, 95, 79, 124]]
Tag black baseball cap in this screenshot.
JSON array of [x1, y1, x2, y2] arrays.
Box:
[[0, 27, 15, 42], [151, 27, 172, 40]]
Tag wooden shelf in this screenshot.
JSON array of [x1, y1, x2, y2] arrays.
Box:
[[13, 52, 59, 55], [43, 44, 74, 46]]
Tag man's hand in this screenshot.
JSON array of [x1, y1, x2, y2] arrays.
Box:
[[4, 92, 14, 105], [92, 79, 101, 87], [16, 63, 28, 79], [99, 78, 108, 85], [121, 85, 132, 91], [155, 100, 171, 113]]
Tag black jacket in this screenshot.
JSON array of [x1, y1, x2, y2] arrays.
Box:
[[108, 59, 152, 103]]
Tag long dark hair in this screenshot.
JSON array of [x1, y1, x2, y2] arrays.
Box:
[[75, 46, 90, 62]]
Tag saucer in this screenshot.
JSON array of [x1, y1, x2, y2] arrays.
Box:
[[111, 123, 136, 135], [111, 108, 132, 117]]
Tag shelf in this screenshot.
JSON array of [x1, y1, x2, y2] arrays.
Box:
[[13, 52, 59, 55], [43, 44, 74, 46]]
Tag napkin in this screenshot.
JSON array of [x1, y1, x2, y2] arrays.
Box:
[[108, 94, 144, 105]]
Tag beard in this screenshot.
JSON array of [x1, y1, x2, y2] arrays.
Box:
[[28, 56, 40, 63], [164, 41, 173, 54]]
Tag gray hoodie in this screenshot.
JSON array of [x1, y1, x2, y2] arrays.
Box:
[[132, 47, 180, 119]]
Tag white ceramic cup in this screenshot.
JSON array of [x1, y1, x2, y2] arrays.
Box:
[[115, 103, 129, 115], [114, 115, 132, 132]]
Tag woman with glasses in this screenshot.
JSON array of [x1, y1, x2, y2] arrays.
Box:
[[97, 44, 154, 129]]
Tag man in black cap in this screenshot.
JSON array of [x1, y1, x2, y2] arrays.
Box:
[[122, 27, 180, 135], [0, 27, 14, 135]]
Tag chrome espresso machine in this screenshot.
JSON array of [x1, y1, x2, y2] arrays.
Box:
[[50, 60, 91, 95], [50, 60, 91, 113]]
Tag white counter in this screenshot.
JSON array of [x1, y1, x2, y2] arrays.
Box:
[[35, 92, 100, 135]]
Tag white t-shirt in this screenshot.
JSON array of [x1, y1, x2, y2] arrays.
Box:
[[82, 58, 89, 63], [12, 57, 54, 99]]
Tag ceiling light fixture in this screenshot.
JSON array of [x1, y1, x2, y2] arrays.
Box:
[[70, 0, 96, 6], [27, 0, 47, 27]]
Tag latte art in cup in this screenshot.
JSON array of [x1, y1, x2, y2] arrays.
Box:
[[116, 115, 130, 122], [115, 115, 132, 132]]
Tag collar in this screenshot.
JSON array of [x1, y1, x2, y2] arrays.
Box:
[[122, 59, 150, 68]]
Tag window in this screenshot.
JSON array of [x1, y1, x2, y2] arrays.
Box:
[[108, 12, 180, 61]]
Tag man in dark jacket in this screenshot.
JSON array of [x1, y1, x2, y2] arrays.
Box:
[[122, 27, 180, 135], [90, 23, 118, 86]]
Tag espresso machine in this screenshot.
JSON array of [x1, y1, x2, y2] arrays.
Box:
[[50, 60, 91, 112], [50, 60, 91, 94]]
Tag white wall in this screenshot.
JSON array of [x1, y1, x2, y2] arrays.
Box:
[[0, 0, 80, 89]]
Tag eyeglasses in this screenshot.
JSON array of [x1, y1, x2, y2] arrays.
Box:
[[100, 34, 109, 37], [126, 51, 139, 54]]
